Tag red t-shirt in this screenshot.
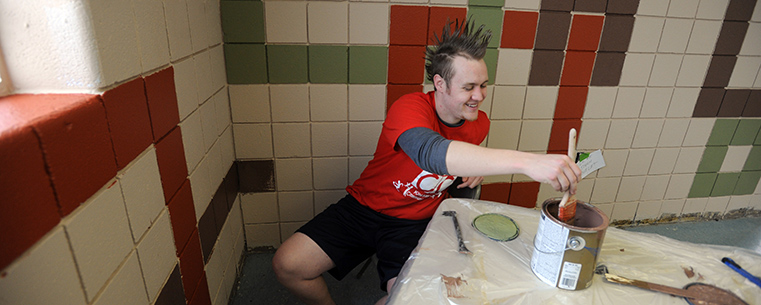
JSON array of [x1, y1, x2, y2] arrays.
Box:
[[346, 91, 490, 220]]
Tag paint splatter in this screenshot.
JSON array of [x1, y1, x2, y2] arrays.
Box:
[[682, 266, 695, 278], [441, 274, 468, 298]]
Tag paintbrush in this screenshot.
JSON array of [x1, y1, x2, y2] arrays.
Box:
[[558, 128, 577, 223]]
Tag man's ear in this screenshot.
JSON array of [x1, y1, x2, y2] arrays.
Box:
[[433, 74, 446, 92]]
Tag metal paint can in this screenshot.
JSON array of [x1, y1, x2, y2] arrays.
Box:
[[530, 198, 609, 290]]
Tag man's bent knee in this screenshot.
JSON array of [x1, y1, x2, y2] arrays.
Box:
[[272, 233, 334, 282]]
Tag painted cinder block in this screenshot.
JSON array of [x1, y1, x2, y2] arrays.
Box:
[[389, 5, 429, 46], [119, 147, 166, 243], [156, 126, 189, 202], [168, 179, 197, 256], [101, 77, 153, 170], [145, 67, 181, 142], [179, 229, 205, 303]]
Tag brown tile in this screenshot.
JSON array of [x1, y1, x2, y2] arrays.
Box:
[[590, 52, 626, 86], [703, 55, 738, 88], [480, 182, 511, 204], [529, 50, 565, 85], [541, 0, 573, 11], [238, 160, 275, 192], [724, 0, 757, 21], [179, 229, 204, 303], [574, 0, 607, 13], [212, 186, 228, 234], [743, 90, 761, 117], [693, 88, 726, 117], [606, 0, 640, 14], [154, 265, 187, 305], [198, 203, 216, 264], [718, 89, 751, 117], [508, 182, 540, 208], [224, 164, 239, 210], [599, 15, 635, 52], [535, 11, 571, 50], [714, 21, 749, 56]]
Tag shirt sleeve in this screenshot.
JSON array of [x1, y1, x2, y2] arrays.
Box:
[[397, 127, 451, 175]]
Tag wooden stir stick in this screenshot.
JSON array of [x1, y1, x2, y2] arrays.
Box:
[[558, 128, 577, 223]]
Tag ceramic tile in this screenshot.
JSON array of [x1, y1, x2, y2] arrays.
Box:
[[576, 119, 609, 151], [692, 88, 725, 117], [154, 265, 184, 305], [605, 119, 637, 149], [534, 11, 571, 50], [199, 99, 217, 153], [91, 252, 148, 305], [725, 0, 756, 21], [745, 91, 761, 117], [245, 223, 280, 248], [553, 86, 587, 119], [314, 191, 346, 214], [240, 192, 277, 224], [632, 119, 664, 148], [467, 7, 503, 49], [595, 149, 627, 177], [194, 52, 216, 105], [637, 0, 669, 16], [599, 15, 635, 53], [712, 173, 741, 196], [272, 123, 311, 158], [666, 0, 699, 17], [639, 88, 672, 118], [658, 118, 690, 147], [508, 182, 540, 208], [312, 122, 348, 157], [567, 14, 604, 51], [590, 52, 626, 86], [349, 122, 383, 155], [163, 0, 192, 61], [583, 87, 616, 119], [308, 2, 348, 44], [275, 159, 313, 191], [686, 20, 723, 54], [310, 84, 348, 122], [136, 210, 176, 302], [735, 171, 761, 195], [270, 85, 309, 122], [223, 44, 267, 84], [696, 0, 730, 20], [237, 160, 275, 194], [197, 206, 216, 263], [617, 176, 646, 202], [720, 145, 752, 172], [618, 53, 655, 86], [612, 87, 645, 118], [349, 3, 389, 45], [180, 111, 205, 173], [486, 120, 521, 150], [726, 194, 752, 210], [428, 7, 468, 45], [155, 126, 188, 204], [349, 85, 386, 121], [267, 45, 309, 84], [179, 230, 204, 303], [173, 58, 199, 119], [186, 0, 209, 52], [387, 45, 426, 84], [674, 146, 704, 173], [280, 222, 308, 243], [167, 180, 195, 255], [480, 183, 511, 204], [189, 159, 213, 221], [634, 200, 662, 220], [500, 10, 538, 49], [628, 16, 664, 53], [484, 49, 499, 86], [528, 50, 564, 86], [623, 148, 655, 176], [547, 119, 582, 153], [751, 0, 761, 21], [145, 68, 181, 142], [490, 86, 525, 120], [665, 173, 695, 199], [689, 173, 718, 197], [575, 0, 607, 12], [309, 45, 349, 84], [389, 5, 428, 46], [540, 0, 573, 11], [560, 51, 595, 86], [733, 119, 761, 145], [718, 89, 751, 117], [229, 85, 269, 124], [517, 120, 552, 151], [657, 18, 693, 53], [682, 118, 716, 146], [232, 124, 272, 159], [682, 197, 708, 214], [676, 55, 712, 87], [188, 274, 212, 305], [523, 86, 558, 119], [313, 158, 349, 190], [221, 1, 265, 43], [133, 0, 170, 71], [648, 54, 682, 87], [649, 147, 680, 175], [611, 200, 638, 221], [265, 1, 307, 43], [590, 177, 621, 203], [119, 148, 165, 243], [707, 119, 739, 146], [715, 21, 749, 56], [505, 0, 541, 9], [728, 57, 761, 88], [349, 156, 373, 183], [739, 22, 761, 56], [697, 146, 728, 173], [660, 198, 686, 216], [89, 0, 140, 85], [349, 46, 388, 84], [667, 88, 700, 118], [495, 49, 532, 85]]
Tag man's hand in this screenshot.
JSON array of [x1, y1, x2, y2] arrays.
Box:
[[457, 176, 484, 189], [522, 154, 581, 194]]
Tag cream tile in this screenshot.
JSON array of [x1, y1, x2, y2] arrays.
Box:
[[641, 175, 670, 201], [65, 182, 134, 302], [349, 122, 382, 155], [214, 90, 231, 136], [629, 16, 665, 52], [279, 191, 314, 221], [523, 86, 558, 119], [667, 0, 699, 17], [727, 195, 752, 211], [205, 0, 223, 47], [577, 119, 610, 151], [751, 195, 761, 209], [431, 0, 468, 4], [180, 110, 205, 172], [583, 87, 617, 119], [265, 1, 308, 43], [349, 156, 372, 183], [617, 176, 646, 202], [666, 88, 700, 118], [597, 149, 628, 177], [229, 85, 271, 123], [220, 126, 236, 168], [208, 142, 226, 195], [133, 0, 170, 73], [537, 183, 562, 207], [632, 119, 664, 148], [271, 85, 310, 122], [619, 53, 656, 86], [576, 179, 595, 203], [753, 1, 761, 22], [486, 120, 521, 150], [163, 0, 192, 61], [200, 98, 218, 152], [481, 86, 495, 118], [313, 157, 349, 190], [233, 123, 273, 159], [276, 158, 313, 191], [658, 18, 693, 53], [273, 123, 311, 158], [505, 0, 541, 9], [490, 85, 526, 120], [0, 228, 86, 305], [135, 210, 176, 303], [495, 49, 532, 86], [634, 200, 663, 220], [637, 0, 670, 16], [648, 147, 679, 175], [174, 57, 200, 121], [674, 146, 704, 173], [280, 222, 308, 243], [696, 0, 729, 20], [610, 201, 637, 221], [612, 87, 645, 118], [517, 120, 551, 151], [665, 173, 695, 199], [590, 177, 621, 203], [315, 190, 345, 214], [241, 192, 278, 224], [89, 0, 140, 85], [349, 2, 389, 45], [190, 158, 212, 220], [349, 85, 385, 121], [686, 20, 722, 54], [640, 88, 672, 118], [312, 122, 348, 157], [91, 252, 147, 305], [308, 2, 348, 44], [310, 84, 348, 122], [648, 54, 682, 87], [119, 148, 165, 243], [605, 120, 637, 149], [728, 56, 761, 88], [195, 52, 215, 105], [676, 55, 712, 87], [660, 199, 685, 216], [720, 145, 753, 172], [682, 118, 715, 147], [594, 203, 615, 221], [705, 196, 730, 213], [739, 22, 761, 56], [624, 149, 656, 176], [210, 45, 227, 95], [206, 244, 225, 305], [186, 0, 208, 52], [245, 223, 281, 248]]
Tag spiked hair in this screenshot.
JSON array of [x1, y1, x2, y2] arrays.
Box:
[[425, 17, 492, 89]]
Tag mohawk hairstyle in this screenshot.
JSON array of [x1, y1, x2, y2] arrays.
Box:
[[425, 17, 492, 88]]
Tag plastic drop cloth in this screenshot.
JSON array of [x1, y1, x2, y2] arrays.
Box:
[[386, 198, 760, 305]]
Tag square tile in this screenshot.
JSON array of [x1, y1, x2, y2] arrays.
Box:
[[567, 14, 604, 51], [467, 7, 503, 49], [276, 158, 313, 191], [735, 171, 761, 195], [665, 173, 694, 199], [313, 158, 349, 190], [349, 122, 383, 155], [704, 56, 738, 88], [308, 1, 348, 44], [637, 0, 669, 16], [725, 0, 756, 21], [272, 123, 311, 158], [733, 119, 761, 145], [506, 0, 542, 10], [486, 120, 521, 150], [267, 45, 308, 84], [667, 0, 699, 17], [667, 88, 700, 118], [553, 86, 586, 119], [387, 45, 426, 84], [136, 210, 177, 303], [634, 200, 662, 220], [173, 58, 199, 120], [612, 87, 645, 118], [199, 100, 218, 153], [547, 119, 581, 153], [349, 3, 389, 45], [606, 0, 640, 14], [312, 123, 349, 157], [270, 85, 310, 122], [743, 91, 761, 117], [689, 173, 717, 197], [658, 18, 693, 53], [649, 147, 679, 175], [528, 50, 564, 86], [500, 10, 539, 49], [224, 44, 267, 84], [682, 197, 708, 214], [311, 84, 348, 122], [238, 160, 276, 193], [712, 172, 741, 196], [541, 0, 573, 11], [245, 223, 281, 248], [229, 85, 270, 123], [674, 146, 705, 173], [241, 192, 278, 224], [179, 112, 204, 173], [280, 222, 308, 243], [189, 161, 213, 219], [590, 52, 626, 86], [590, 177, 621, 203], [221, 1, 265, 43], [619, 53, 655, 86], [574, 0, 607, 12], [480, 183, 511, 204], [616, 176, 646, 202], [508, 182, 540, 208], [599, 15, 635, 52], [660, 199, 686, 216], [628, 16, 664, 52], [265, 1, 307, 43], [144, 68, 181, 143], [197, 205, 216, 263], [576, 119, 609, 151], [428, 7, 468, 45], [524, 86, 558, 119], [640, 88, 672, 118], [727, 195, 752, 211], [676, 55, 712, 87], [658, 118, 690, 147], [623, 148, 655, 176], [696, 0, 730, 20], [648, 54, 682, 87], [309, 45, 349, 84], [605, 119, 637, 149], [233, 124, 273, 159], [517, 120, 552, 151], [707, 119, 739, 146], [349, 46, 388, 84], [697, 146, 728, 173], [490, 86, 526, 119], [155, 126, 189, 204], [692, 88, 725, 117], [686, 20, 723, 55], [278, 192, 315, 222], [163, 0, 192, 61], [119, 148, 166, 242], [534, 11, 571, 50], [583, 87, 616, 119], [89, 0, 140, 85], [683, 118, 716, 147], [560, 51, 595, 86], [729, 56, 761, 88], [718, 89, 751, 117], [495, 49, 533, 85], [632, 119, 664, 148], [179, 230, 204, 302], [595, 149, 627, 177], [349, 85, 386, 121], [721, 145, 753, 172], [739, 23, 761, 56], [167, 180, 196, 256], [389, 5, 428, 46]]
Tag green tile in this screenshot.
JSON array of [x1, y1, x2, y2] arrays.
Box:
[[349, 46, 387, 84], [743, 145, 761, 171], [756, 127, 761, 145], [484, 48, 498, 85], [711, 172, 740, 197], [469, 0, 504, 7], [696, 146, 728, 173], [688, 173, 717, 198], [221, 1, 265, 43], [706, 119, 739, 146], [731, 119, 761, 145], [467, 7, 503, 49], [734, 171, 761, 195], [267, 45, 308, 84], [224, 44, 267, 84], [309, 45, 348, 84]]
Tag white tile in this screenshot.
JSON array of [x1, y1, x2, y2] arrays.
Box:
[[517, 120, 552, 151], [658, 18, 693, 53], [641, 175, 670, 201], [0, 228, 86, 305], [605, 119, 637, 149], [495, 49, 532, 86], [727, 195, 752, 211], [676, 55, 712, 87], [179, 110, 205, 172], [233, 123, 273, 159], [696, 0, 729, 20], [308, 2, 348, 44], [200, 98, 218, 152], [648, 54, 682, 87], [686, 20, 722, 54], [666, 88, 700, 118], [486, 120, 521, 150], [186, 0, 208, 52], [190, 157, 213, 221], [220, 127, 236, 169], [312, 122, 348, 157], [674, 146, 705, 173], [617, 176, 646, 202], [213, 89, 231, 136], [230, 85, 271, 123], [628, 16, 665, 52], [649, 147, 680, 175], [583, 87, 617, 119], [271, 85, 310, 122], [490, 85, 526, 120], [635, 200, 663, 220], [173, 57, 199, 120], [728, 56, 761, 88], [280, 222, 307, 243], [349, 3, 389, 45], [349, 85, 385, 121], [577, 119, 610, 151], [619, 53, 656, 86], [135, 210, 176, 303], [276, 158, 313, 191], [591, 177, 622, 203], [623, 148, 655, 176], [314, 190, 346, 214], [209, 45, 227, 94], [610, 201, 638, 221], [132, 0, 171, 73], [194, 52, 215, 105], [682, 118, 715, 146], [89, 0, 141, 85], [313, 157, 349, 190], [278, 192, 315, 221], [640, 88, 672, 118], [273, 123, 311, 158], [523, 86, 557, 119], [265, 1, 308, 43], [637, 0, 670, 16], [660, 199, 686, 216], [596, 149, 628, 177], [119, 148, 165, 243], [241, 192, 279, 224], [665, 173, 695, 199], [349, 122, 382, 155], [163, 0, 193, 61], [205, 0, 223, 47], [350, 156, 373, 183], [92, 251, 148, 305], [311, 84, 348, 122], [65, 182, 134, 301], [666, 0, 699, 17], [245, 223, 281, 248], [632, 119, 664, 148], [705, 196, 730, 213], [720, 145, 753, 172]]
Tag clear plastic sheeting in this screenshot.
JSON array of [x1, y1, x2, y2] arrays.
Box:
[[386, 199, 760, 305]]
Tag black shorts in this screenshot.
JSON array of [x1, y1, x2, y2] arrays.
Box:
[[296, 195, 430, 292]]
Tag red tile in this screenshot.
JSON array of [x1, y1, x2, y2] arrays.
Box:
[[0, 125, 60, 270], [548, 119, 582, 153], [386, 84, 423, 111], [168, 180, 197, 256], [102, 78, 153, 170], [179, 229, 204, 303], [508, 182, 540, 208], [428, 7, 467, 45], [500, 10, 539, 49], [480, 182, 511, 204], [388, 45, 426, 85], [156, 126, 188, 203], [188, 273, 211, 305], [567, 14, 604, 51], [390, 5, 429, 46], [560, 51, 596, 86], [145, 67, 181, 142], [554, 86, 589, 119]]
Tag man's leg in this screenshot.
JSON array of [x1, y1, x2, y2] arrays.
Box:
[[374, 277, 397, 305], [272, 232, 337, 305]]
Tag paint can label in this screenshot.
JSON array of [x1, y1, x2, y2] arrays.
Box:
[[531, 212, 570, 287], [558, 261, 582, 289]]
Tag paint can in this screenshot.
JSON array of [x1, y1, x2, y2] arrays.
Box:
[[530, 198, 609, 290]]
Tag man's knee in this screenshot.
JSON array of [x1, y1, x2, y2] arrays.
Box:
[[272, 233, 334, 281]]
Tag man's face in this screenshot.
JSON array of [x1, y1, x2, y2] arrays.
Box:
[[434, 56, 489, 125]]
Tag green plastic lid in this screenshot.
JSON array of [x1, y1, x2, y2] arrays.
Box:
[[472, 213, 520, 242]]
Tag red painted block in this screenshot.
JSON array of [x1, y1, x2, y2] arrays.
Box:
[[480, 182, 511, 204], [102, 78, 154, 170], [390, 5, 429, 46], [500, 10, 539, 49], [145, 67, 181, 142], [567, 14, 605, 51], [168, 179, 197, 256], [508, 182, 540, 208], [179, 229, 204, 303], [428, 7, 467, 45], [548, 119, 582, 153], [188, 273, 212, 305], [386, 84, 424, 111], [560, 51, 596, 86], [156, 126, 188, 203], [554, 86, 589, 119], [388, 45, 427, 85]]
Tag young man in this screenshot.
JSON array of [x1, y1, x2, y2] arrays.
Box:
[[272, 19, 582, 305]]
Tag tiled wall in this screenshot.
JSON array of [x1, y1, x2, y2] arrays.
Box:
[[226, 0, 761, 247], [0, 1, 243, 305]]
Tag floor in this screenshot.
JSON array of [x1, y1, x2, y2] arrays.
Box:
[[228, 217, 761, 305]]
